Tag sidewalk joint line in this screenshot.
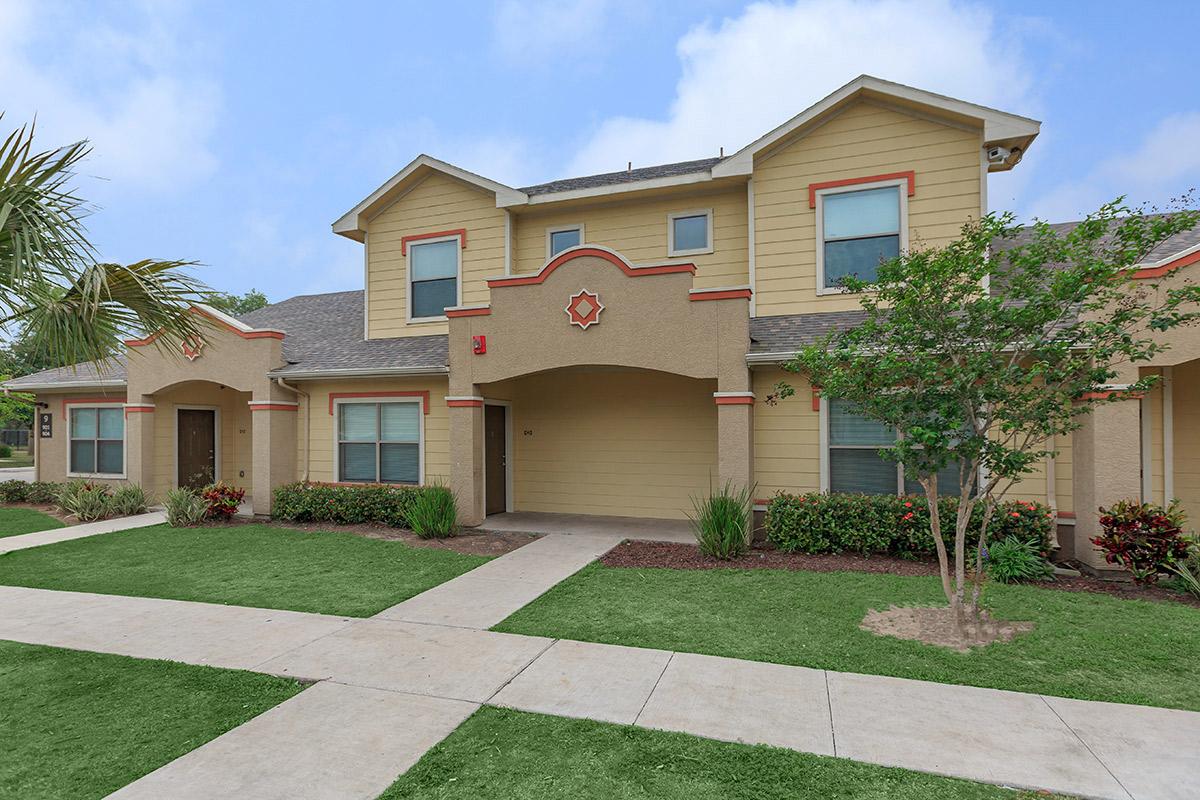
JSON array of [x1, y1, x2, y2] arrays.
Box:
[[633, 651, 674, 726], [247, 617, 361, 672], [484, 637, 559, 704], [823, 670, 838, 757], [1039, 695, 1134, 800]]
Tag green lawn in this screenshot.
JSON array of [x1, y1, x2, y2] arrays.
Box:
[[495, 563, 1200, 712], [0, 639, 303, 800], [0, 523, 489, 616], [0, 452, 34, 468], [0, 507, 64, 537], [381, 707, 1065, 800]]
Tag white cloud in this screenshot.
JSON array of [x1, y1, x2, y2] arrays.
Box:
[[0, 0, 220, 194], [566, 0, 1038, 176], [232, 210, 362, 296], [362, 117, 538, 187], [1026, 112, 1200, 221]]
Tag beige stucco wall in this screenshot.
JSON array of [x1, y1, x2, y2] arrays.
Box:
[[365, 171, 507, 340], [294, 376, 452, 484], [488, 369, 718, 519], [751, 100, 983, 318], [31, 389, 129, 486], [511, 187, 748, 290], [150, 381, 253, 496]]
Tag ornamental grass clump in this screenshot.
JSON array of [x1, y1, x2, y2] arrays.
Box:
[[109, 484, 150, 517], [984, 536, 1054, 584], [690, 481, 753, 560], [164, 487, 207, 528], [407, 481, 458, 539], [56, 481, 113, 522], [1092, 499, 1190, 584]]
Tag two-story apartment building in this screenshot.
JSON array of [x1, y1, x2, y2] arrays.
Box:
[[10, 75, 1199, 569]]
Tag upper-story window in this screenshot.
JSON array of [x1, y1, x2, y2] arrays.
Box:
[[816, 181, 907, 292], [547, 224, 583, 259], [408, 235, 461, 321], [69, 405, 125, 477], [667, 209, 713, 257]]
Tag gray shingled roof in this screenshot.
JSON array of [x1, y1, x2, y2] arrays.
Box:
[[238, 290, 448, 375], [3, 356, 127, 389], [749, 311, 868, 354], [518, 157, 722, 197]]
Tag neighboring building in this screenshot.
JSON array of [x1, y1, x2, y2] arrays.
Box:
[[7, 74, 1192, 569]]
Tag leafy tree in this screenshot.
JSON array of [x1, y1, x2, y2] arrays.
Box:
[[204, 288, 268, 316], [0, 119, 208, 368], [777, 201, 1200, 633], [0, 379, 33, 428]]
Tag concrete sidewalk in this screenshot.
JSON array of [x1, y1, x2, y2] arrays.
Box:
[[0, 510, 166, 554], [1, 528, 1196, 799]]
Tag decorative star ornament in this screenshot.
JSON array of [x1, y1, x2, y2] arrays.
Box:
[[181, 335, 205, 361], [565, 289, 605, 330]]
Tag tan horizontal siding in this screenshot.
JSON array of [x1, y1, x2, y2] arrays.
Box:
[[366, 172, 506, 338], [752, 100, 983, 317], [752, 367, 820, 498], [512, 187, 749, 290]]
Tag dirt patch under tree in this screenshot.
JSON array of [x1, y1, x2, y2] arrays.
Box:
[[860, 605, 1035, 652]]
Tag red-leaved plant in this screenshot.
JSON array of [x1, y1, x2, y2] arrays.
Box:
[[201, 481, 246, 520], [1091, 499, 1190, 584]]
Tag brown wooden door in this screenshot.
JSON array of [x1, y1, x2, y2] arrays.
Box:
[[177, 409, 216, 489], [484, 404, 507, 515]]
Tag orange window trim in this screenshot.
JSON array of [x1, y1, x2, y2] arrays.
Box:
[[327, 391, 431, 415], [487, 247, 695, 289], [62, 396, 126, 416], [400, 228, 467, 255], [808, 170, 916, 208]]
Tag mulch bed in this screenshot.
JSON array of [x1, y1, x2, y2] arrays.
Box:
[[600, 540, 1200, 607]]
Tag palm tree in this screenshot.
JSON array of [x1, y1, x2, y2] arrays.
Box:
[[0, 118, 208, 368]]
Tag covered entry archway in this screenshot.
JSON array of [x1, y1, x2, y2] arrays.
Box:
[[481, 367, 719, 520]]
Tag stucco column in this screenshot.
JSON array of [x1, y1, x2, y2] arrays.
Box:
[[715, 396, 755, 496], [124, 399, 156, 496], [1072, 394, 1142, 570], [249, 401, 297, 516], [448, 397, 485, 527]]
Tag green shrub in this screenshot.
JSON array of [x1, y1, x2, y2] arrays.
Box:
[[25, 481, 62, 505], [110, 484, 150, 517], [985, 536, 1055, 583], [765, 492, 1055, 557], [201, 481, 245, 520], [1168, 537, 1200, 598], [689, 481, 752, 559], [406, 481, 458, 539], [165, 487, 208, 527], [1092, 499, 1190, 584], [0, 444, 12, 458], [56, 481, 113, 522], [272, 482, 423, 527], [0, 480, 28, 503]]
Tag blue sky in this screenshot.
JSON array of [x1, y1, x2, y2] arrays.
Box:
[[2, 0, 1198, 304]]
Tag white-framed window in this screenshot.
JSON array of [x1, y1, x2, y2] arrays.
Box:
[[335, 400, 423, 484], [546, 224, 584, 259], [815, 179, 907, 293], [667, 209, 713, 256], [68, 405, 125, 477], [825, 398, 961, 496], [407, 234, 462, 322]]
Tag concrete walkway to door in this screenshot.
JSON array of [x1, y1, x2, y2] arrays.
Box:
[[478, 511, 695, 542], [1, 524, 1197, 800]]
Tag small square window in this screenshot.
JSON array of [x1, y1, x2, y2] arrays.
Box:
[[547, 225, 583, 258], [668, 210, 712, 256]]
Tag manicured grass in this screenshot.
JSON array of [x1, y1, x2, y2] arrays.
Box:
[[0, 452, 33, 467], [495, 563, 1200, 711], [381, 707, 1064, 800], [0, 523, 489, 616], [0, 639, 303, 799], [0, 507, 64, 537]]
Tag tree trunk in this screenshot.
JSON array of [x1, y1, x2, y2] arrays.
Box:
[[921, 474, 959, 626], [969, 497, 996, 614]]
